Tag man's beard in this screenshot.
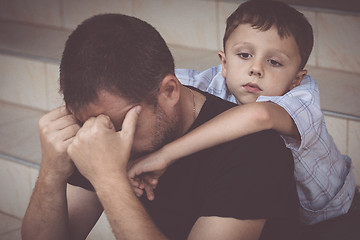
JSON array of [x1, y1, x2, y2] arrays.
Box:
[[130, 104, 179, 160]]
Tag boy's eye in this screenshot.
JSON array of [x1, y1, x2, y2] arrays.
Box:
[[268, 59, 282, 66], [238, 53, 252, 59]]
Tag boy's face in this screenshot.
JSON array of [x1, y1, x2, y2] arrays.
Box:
[[220, 24, 307, 104]]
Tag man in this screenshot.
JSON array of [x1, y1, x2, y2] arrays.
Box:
[[22, 14, 299, 240]]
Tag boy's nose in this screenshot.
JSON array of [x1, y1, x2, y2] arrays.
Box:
[[249, 70, 262, 77], [249, 67, 263, 77], [249, 62, 264, 77]]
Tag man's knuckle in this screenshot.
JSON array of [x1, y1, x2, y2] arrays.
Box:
[[47, 133, 56, 143], [77, 130, 85, 140], [98, 114, 109, 121], [54, 141, 66, 153], [67, 144, 73, 154], [38, 117, 48, 130], [88, 126, 98, 136]]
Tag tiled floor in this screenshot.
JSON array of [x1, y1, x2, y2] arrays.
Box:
[[0, 212, 22, 240]]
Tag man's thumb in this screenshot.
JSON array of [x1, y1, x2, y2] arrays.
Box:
[[120, 105, 142, 140]]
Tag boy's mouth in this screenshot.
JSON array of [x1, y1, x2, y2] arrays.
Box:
[[242, 83, 262, 93]]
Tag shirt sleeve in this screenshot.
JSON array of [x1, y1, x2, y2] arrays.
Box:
[[175, 67, 215, 91], [256, 75, 323, 151]]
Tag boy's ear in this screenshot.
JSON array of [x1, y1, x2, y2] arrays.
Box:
[[289, 69, 307, 90], [158, 74, 181, 108], [218, 51, 227, 78]]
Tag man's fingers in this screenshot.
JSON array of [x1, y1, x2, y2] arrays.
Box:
[[81, 117, 96, 129], [64, 136, 75, 147], [48, 106, 70, 120], [39, 106, 77, 132], [41, 106, 70, 122], [56, 114, 79, 130], [61, 123, 81, 141]]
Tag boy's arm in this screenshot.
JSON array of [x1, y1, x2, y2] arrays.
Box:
[[128, 102, 299, 199], [161, 101, 298, 158]]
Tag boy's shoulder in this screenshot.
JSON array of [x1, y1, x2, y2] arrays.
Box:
[[175, 65, 222, 88], [176, 65, 236, 103]]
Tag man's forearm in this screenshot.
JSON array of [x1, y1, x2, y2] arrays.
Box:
[[93, 175, 167, 240], [22, 172, 71, 240]]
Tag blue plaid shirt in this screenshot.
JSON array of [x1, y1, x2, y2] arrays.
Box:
[[176, 65, 356, 225]]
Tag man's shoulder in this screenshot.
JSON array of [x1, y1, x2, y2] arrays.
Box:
[[195, 88, 236, 116], [209, 129, 292, 166]]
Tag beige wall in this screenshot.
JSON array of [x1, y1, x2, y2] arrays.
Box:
[[0, 0, 360, 73]]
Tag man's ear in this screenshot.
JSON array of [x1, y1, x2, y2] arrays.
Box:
[[218, 51, 227, 78], [289, 69, 307, 91], [158, 74, 181, 108]]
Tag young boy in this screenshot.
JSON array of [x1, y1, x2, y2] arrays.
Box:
[[128, 0, 357, 227]]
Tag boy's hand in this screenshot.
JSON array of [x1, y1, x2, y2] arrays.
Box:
[[128, 150, 169, 200]]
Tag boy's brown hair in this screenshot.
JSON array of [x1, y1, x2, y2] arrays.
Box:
[[223, 0, 313, 70]]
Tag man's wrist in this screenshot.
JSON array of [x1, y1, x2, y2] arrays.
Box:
[[38, 167, 70, 187], [93, 174, 135, 204], [91, 172, 129, 193]]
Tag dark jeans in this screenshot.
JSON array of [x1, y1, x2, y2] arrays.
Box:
[[300, 188, 360, 240]]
